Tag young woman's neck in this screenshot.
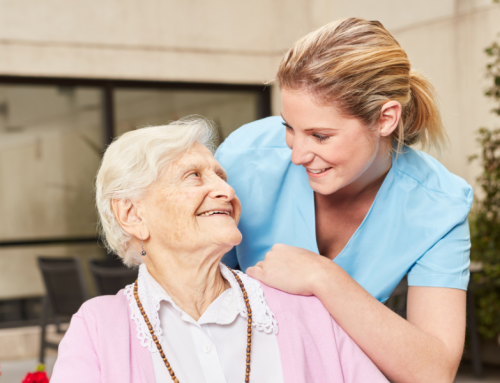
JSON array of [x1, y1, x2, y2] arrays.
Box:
[[144, 245, 230, 321]]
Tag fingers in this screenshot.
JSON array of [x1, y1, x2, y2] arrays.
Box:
[[246, 262, 266, 281], [246, 266, 256, 277], [246, 266, 260, 279]]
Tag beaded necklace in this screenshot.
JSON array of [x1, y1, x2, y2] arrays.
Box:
[[133, 268, 253, 383]]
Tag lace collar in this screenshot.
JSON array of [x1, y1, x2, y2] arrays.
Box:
[[124, 263, 278, 352]]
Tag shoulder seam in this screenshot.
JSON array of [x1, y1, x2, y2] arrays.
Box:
[[392, 167, 470, 207]]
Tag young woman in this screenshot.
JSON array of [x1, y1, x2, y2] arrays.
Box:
[[215, 18, 472, 383]]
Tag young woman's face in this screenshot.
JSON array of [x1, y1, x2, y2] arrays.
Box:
[[281, 88, 385, 196]]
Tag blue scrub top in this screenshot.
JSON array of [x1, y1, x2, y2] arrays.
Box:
[[215, 116, 473, 302]]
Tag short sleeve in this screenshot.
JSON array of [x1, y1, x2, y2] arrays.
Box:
[[407, 216, 471, 290]]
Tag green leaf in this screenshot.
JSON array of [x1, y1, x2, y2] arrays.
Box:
[[468, 20, 500, 339]]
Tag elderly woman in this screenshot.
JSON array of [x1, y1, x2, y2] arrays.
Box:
[[50, 118, 388, 383]]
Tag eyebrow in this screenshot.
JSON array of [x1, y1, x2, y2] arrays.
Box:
[[214, 165, 227, 179], [281, 114, 338, 132], [178, 161, 227, 179]]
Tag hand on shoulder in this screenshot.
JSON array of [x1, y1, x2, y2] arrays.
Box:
[[246, 244, 333, 296]]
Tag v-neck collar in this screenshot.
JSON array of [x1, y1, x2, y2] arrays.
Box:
[[302, 155, 395, 263]]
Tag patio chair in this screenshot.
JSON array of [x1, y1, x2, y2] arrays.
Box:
[[89, 257, 137, 296], [467, 275, 483, 378], [37, 256, 90, 364], [385, 275, 408, 319]]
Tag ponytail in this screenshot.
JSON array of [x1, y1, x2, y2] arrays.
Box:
[[395, 70, 447, 151]]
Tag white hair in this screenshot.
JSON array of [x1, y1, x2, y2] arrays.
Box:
[[95, 116, 217, 267]]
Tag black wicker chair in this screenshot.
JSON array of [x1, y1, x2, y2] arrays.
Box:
[[89, 257, 138, 296], [385, 275, 408, 319], [37, 256, 90, 364], [467, 274, 483, 378]]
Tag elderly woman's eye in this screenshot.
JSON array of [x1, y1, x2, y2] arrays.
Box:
[[188, 172, 200, 178]]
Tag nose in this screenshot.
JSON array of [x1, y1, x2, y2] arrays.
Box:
[[290, 135, 315, 166], [208, 174, 236, 201]]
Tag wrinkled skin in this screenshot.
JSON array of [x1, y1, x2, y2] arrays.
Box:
[[143, 142, 242, 257]]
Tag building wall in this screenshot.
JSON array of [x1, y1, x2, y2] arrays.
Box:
[[0, 0, 303, 84]]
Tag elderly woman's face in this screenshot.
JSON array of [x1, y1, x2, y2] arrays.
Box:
[[142, 142, 242, 253]]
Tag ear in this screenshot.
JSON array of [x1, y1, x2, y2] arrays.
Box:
[[111, 199, 150, 240], [378, 101, 402, 137]]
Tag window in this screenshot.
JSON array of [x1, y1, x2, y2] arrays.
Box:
[[114, 88, 260, 144]]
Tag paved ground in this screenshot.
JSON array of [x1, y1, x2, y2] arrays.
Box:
[[1, 357, 500, 382], [1, 356, 56, 383]]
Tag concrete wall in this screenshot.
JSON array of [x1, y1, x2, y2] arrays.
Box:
[[0, 324, 62, 360], [0, 0, 299, 84]]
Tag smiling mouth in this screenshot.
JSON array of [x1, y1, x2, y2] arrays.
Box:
[[307, 167, 332, 174], [197, 211, 231, 217]]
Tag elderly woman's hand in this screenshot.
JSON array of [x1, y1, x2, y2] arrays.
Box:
[[246, 244, 334, 296]]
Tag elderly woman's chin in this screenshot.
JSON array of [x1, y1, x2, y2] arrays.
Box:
[[198, 216, 243, 249]]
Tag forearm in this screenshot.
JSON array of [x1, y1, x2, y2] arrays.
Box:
[[314, 261, 463, 383]]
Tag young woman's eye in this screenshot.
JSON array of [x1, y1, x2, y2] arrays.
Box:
[[313, 134, 330, 142], [282, 122, 293, 131]]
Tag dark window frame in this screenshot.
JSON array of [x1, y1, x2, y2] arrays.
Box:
[[0, 75, 272, 248]]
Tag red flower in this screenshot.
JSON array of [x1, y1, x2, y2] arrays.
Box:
[[21, 371, 49, 383], [22, 364, 49, 383]]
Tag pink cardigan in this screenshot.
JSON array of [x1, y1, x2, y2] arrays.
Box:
[[51, 283, 388, 382]]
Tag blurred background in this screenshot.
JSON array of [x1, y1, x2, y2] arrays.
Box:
[[0, 0, 500, 381]]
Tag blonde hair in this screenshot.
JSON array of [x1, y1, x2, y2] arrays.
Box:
[[276, 18, 446, 151], [95, 117, 216, 267]]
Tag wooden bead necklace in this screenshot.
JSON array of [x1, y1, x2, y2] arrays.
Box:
[[133, 268, 253, 383]]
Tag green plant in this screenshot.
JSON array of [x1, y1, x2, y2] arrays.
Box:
[[469, 38, 500, 339], [485, 41, 500, 116]]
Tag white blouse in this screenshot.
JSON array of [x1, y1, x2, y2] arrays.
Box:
[[125, 263, 284, 383]]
